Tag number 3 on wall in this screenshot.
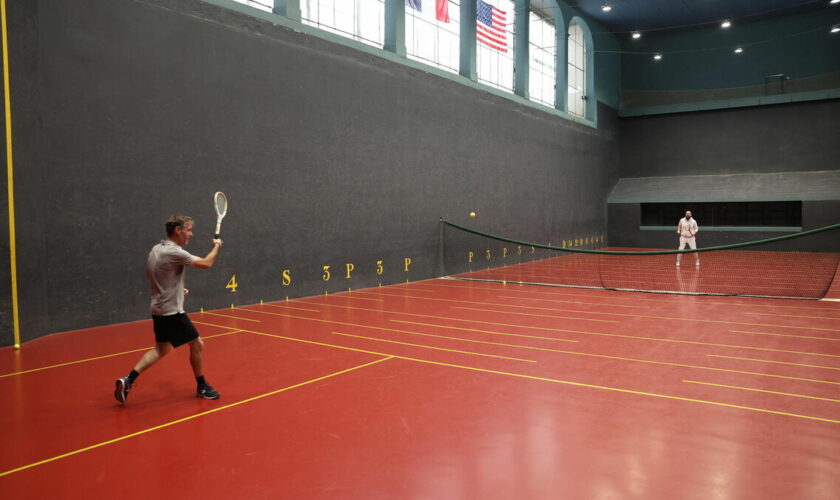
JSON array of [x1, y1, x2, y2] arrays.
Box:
[[226, 275, 238, 293]]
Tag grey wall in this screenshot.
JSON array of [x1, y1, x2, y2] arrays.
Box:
[[0, 0, 619, 346], [608, 201, 840, 252], [620, 99, 840, 178], [611, 99, 840, 250]]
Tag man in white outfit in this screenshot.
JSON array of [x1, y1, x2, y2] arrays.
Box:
[[676, 210, 700, 267]]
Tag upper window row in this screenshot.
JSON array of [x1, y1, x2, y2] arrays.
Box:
[[231, 0, 591, 119]]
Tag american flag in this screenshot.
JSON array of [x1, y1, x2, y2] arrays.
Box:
[[476, 0, 507, 53]]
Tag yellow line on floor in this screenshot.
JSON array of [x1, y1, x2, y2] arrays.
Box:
[[0, 356, 392, 478], [247, 303, 569, 337], [451, 305, 619, 323], [434, 280, 836, 312], [0, 331, 242, 378], [201, 311, 261, 322], [192, 321, 840, 425], [330, 332, 536, 363], [302, 294, 385, 303], [401, 358, 840, 425], [348, 326, 580, 353], [390, 319, 840, 358], [391, 319, 591, 343], [245, 305, 582, 347], [729, 329, 840, 341], [453, 306, 839, 332], [259, 303, 322, 312], [746, 312, 840, 321], [493, 294, 638, 308], [436, 339, 839, 385], [353, 289, 638, 309], [682, 380, 840, 403], [264, 300, 619, 330], [706, 354, 840, 371]]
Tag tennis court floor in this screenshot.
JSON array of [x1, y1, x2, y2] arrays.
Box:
[[1, 278, 839, 499]]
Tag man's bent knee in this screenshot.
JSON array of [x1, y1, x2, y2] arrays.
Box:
[[155, 342, 174, 356]]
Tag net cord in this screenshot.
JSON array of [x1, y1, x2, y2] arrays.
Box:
[[441, 220, 840, 255]]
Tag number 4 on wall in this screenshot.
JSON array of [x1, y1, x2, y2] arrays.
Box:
[[226, 275, 238, 293]]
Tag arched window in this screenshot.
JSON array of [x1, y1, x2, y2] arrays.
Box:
[[567, 19, 587, 117], [528, 10, 556, 107]]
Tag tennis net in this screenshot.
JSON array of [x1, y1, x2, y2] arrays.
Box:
[[440, 220, 840, 300]]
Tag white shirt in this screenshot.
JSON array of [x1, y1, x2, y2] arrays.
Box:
[[678, 217, 699, 238]]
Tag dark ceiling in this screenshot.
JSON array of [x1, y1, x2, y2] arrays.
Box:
[[542, 0, 833, 34]]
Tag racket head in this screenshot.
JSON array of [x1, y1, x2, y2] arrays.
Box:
[[213, 192, 227, 239], [214, 192, 228, 220]]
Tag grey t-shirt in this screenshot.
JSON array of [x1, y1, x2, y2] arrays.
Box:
[[147, 240, 197, 316]]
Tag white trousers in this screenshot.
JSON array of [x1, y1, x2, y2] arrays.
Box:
[[677, 236, 699, 263]]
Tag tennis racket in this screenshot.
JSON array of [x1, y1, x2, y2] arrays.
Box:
[[213, 191, 228, 238]]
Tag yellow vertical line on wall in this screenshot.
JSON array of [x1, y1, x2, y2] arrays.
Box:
[[1, 0, 20, 349]]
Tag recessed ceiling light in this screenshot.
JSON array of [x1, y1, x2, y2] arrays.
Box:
[[632, 32, 642, 39], [653, 53, 662, 61], [734, 47, 743, 54], [602, 5, 612, 12], [831, 0, 840, 5], [832, 25, 840, 33], [721, 20, 732, 28]]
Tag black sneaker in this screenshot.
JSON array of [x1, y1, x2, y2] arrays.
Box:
[[197, 383, 220, 400], [114, 376, 131, 404]]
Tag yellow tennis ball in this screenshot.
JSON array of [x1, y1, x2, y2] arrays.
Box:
[[469, 211, 476, 217]]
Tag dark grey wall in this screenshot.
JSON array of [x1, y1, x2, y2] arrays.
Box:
[[0, 0, 619, 346], [620, 99, 840, 178], [611, 99, 840, 251], [608, 201, 840, 252]]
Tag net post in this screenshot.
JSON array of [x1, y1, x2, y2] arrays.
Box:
[[438, 217, 446, 278]]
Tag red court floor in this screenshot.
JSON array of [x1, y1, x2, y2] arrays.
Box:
[[1, 278, 839, 499]]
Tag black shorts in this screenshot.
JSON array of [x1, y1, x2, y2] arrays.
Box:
[[152, 313, 200, 348]]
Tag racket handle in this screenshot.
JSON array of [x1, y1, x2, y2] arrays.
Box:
[[213, 233, 221, 239]]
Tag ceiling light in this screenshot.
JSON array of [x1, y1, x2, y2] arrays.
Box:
[[602, 5, 612, 12], [734, 47, 743, 54], [721, 20, 732, 28], [831, 0, 840, 4], [632, 31, 641, 39], [832, 25, 840, 33], [653, 53, 662, 61]]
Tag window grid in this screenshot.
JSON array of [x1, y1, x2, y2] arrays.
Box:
[[528, 11, 555, 107], [231, 1, 592, 119], [232, 0, 272, 13], [406, 1, 461, 74], [301, 0, 385, 49], [476, 0, 516, 93], [567, 20, 586, 117]]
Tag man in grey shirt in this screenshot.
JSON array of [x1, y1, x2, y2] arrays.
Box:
[[115, 214, 223, 404]]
